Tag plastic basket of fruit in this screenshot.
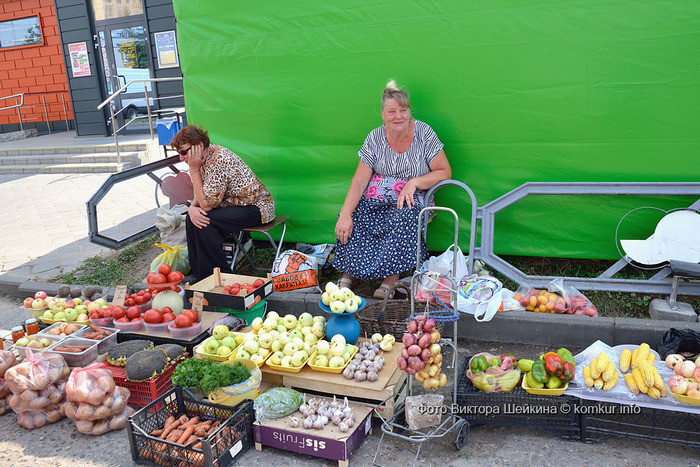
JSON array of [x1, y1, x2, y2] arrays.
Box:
[[521, 375, 569, 396], [11, 334, 64, 359], [114, 319, 145, 332], [46, 337, 98, 367], [39, 322, 89, 338], [265, 349, 315, 373], [195, 336, 240, 362], [308, 344, 358, 374]]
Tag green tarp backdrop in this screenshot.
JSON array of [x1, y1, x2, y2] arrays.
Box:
[[173, 0, 698, 260]]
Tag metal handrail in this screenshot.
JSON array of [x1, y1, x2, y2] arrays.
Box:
[[0, 93, 25, 131], [97, 77, 184, 163], [1, 92, 71, 134]]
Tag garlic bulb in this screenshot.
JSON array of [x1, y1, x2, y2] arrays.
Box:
[[288, 416, 300, 428], [338, 421, 349, 432]]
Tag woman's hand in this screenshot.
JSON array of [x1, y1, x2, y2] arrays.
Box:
[[397, 179, 417, 209], [188, 205, 210, 229], [187, 143, 207, 172], [335, 216, 353, 245]]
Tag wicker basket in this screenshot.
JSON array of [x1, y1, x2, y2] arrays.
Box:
[[356, 283, 445, 340]]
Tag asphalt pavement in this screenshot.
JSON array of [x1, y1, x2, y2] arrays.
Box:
[[0, 131, 698, 465]]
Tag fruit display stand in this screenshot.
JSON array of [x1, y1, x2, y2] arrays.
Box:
[[455, 355, 582, 440], [253, 394, 373, 467], [184, 269, 273, 312], [261, 337, 407, 418], [116, 311, 221, 355]]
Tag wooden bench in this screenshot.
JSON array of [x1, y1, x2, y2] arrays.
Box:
[[226, 216, 289, 272]]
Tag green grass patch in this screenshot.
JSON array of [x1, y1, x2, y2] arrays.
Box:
[[49, 233, 159, 287]]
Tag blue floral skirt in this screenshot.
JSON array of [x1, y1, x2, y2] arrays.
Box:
[[333, 197, 428, 280]]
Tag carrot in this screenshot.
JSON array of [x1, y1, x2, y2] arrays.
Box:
[[151, 428, 164, 437], [193, 442, 202, 450], [160, 419, 181, 439], [163, 415, 176, 428], [177, 414, 189, 424], [176, 426, 194, 445], [194, 427, 209, 437], [166, 429, 183, 442], [182, 416, 200, 427]]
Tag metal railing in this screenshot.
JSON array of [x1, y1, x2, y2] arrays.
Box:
[[97, 77, 184, 163], [0, 92, 71, 134]]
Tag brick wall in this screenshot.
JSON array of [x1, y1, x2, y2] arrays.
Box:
[[0, 0, 72, 128]]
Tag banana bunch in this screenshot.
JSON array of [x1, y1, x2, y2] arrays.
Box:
[[582, 351, 619, 391], [620, 343, 666, 399]]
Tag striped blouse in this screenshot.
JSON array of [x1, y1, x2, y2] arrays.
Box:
[[358, 120, 444, 178]]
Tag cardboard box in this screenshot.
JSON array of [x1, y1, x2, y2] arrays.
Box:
[[184, 268, 273, 311], [254, 395, 373, 466]]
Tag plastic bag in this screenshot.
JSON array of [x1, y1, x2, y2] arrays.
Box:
[[74, 405, 135, 435], [150, 243, 191, 275], [65, 387, 130, 422], [0, 350, 18, 378], [466, 352, 521, 393], [405, 393, 443, 430], [155, 205, 187, 246], [420, 244, 469, 281], [548, 278, 598, 317], [5, 348, 70, 393], [271, 250, 321, 292], [457, 275, 504, 322], [658, 328, 700, 359], [65, 364, 116, 405], [253, 387, 303, 422]]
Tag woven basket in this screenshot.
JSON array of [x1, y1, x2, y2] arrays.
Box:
[[356, 283, 445, 340]]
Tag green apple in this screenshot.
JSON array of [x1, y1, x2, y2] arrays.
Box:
[[266, 311, 280, 321], [291, 350, 306, 366], [298, 312, 314, 327], [313, 315, 326, 325], [280, 355, 293, 367], [289, 329, 303, 340], [330, 300, 346, 314], [329, 356, 345, 368], [251, 317, 264, 331], [282, 314, 297, 329], [212, 325, 229, 341], [312, 322, 325, 338], [303, 342, 314, 354], [283, 342, 299, 356], [338, 287, 353, 301], [268, 330, 280, 340], [65, 308, 79, 322], [321, 292, 332, 306], [331, 334, 346, 347], [263, 318, 277, 332], [72, 298, 83, 306], [304, 333, 318, 344], [330, 342, 345, 357], [250, 353, 265, 364], [344, 298, 359, 313], [330, 290, 345, 303], [96, 298, 107, 306], [276, 324, 287, 333], [233, 333, 245, 346], [291, 337, 305, 349], [221, 336, 237, 350], [258, 348, 270, 359], [236, 349, 251, 360], [278, 332, 291, 346], [325, 282, 339, 294], [314, 354, 329, 367], [53, 311, 66, 321], [217, 345, 232, 356], [42, 310, 54, 320], [315, 340, 330, 355], [271, 340, 283, 352], [15, 337, 29, 347], [243, 339, 259, 354], [300, 326, 313, 336], [269, 351, 284, 365], [258, 333, 273, 349], [77, 314, 89, 322], [204, 338, 221, 354]]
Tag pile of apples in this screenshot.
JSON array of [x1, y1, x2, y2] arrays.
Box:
[[370, 333, 396, 352], [321, 282, 361, 314], [200, 325, 246, 358], [666, 353, 700, 399], [26, 291, 92, 323], [312, 335, 356, 370], [397, 314, 447, 391], [244, 311, 326, 366], [14, 334, 53, 349]]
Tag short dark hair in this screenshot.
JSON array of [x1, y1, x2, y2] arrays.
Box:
[[171, 125, 210, 151]]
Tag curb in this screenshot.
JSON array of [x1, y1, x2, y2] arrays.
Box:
[[3, 277, 699, 350]]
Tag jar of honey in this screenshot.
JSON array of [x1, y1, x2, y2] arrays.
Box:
[[25, 318, 39, 336], [11, 326, 25, 343]]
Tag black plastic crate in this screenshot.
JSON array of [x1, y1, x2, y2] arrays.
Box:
[[454, 355, 580, 440], [117, 330, 209, 356], [580, 399, 700, 448], [127, 386, 254, 467]]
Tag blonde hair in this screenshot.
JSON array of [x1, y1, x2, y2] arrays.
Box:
[[382, 80, 410, 109]]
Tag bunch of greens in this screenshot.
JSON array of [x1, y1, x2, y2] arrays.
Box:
[[172, 358, 252, 394]]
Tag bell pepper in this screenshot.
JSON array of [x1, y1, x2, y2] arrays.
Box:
[[526, 370, 544, 389], [546, 374, 563, 389], [501, 353, 517, 367], [470, 355, 488, 373], [556, 348, 575, 366], [539, 351, 557, 361], [559, 361, 575, 384], [545, 353, 563, 377], [489, 357, 501, 367], [498, 369, 521, 393], [518, 359, 534, 372], [531, 360, 548, 383]]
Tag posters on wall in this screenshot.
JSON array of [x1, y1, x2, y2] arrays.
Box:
[[68, 42, 90, 77], [154, 31, 179, 69]]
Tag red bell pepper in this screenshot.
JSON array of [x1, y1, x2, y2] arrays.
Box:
[[545, 353, 563, 377], [559, 361, 575, 383]]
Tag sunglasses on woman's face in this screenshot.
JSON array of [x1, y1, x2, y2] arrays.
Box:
[[178, 147, 190, 156]]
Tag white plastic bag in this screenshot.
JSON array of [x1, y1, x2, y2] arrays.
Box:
[[155, 205, 187, 246], [420, 245, 469, 281], [456, 275, 503, 322]]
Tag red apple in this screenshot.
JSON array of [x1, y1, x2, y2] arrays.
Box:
[[24, 297, 34, 308], [34, 291, 48, 300]]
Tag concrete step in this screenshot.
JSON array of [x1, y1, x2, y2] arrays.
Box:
[[0, 143, 147, 157], [0, 161, 138, 174], [0, 151, 140, 167]]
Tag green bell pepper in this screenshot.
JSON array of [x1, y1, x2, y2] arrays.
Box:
[[546, 374, 563, 389], [470, 355, 488, 373], [556, 348, 575, 366], [518, 359, 534, 372], [526, 370, 544, 389], [489, 357, 501, 367], [531, 360, 548, 383]]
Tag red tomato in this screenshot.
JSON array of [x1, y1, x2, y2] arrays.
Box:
[[174, 314, 193, 328], [183, 309, 198, 322], [174, 286, 181, 293], [112, 306, 126, 319], [116, 317, 129, 323], [137, 290, 147, 296], [134, 295, 147, 305], [130, 317, 142, 322], [160, 306, 173, 315], [167, 285, 178, 291], [101, 309, 113, 318], [89, 311, 100, 319], [124, 298, 136, 307], [142, 292, 152, 302], [143, 309, 162, 324], [253, 278, 265, 288], [146, 273, 157, 283], [126, 306, 141, 320], [161, 313, 176, 323], [149, 273, 167, 285], [157, 264, 172, 276], [223, 286, 232, 294], [167, 271, 184, 283]]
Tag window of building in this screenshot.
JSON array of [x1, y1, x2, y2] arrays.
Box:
[[0, 16, 43, 49]]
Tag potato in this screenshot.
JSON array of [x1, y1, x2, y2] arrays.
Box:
[[70, 288, 83, 298], [57, 285, 71, 298]]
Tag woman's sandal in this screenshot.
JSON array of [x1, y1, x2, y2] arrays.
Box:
[[373, 283, 395, 300], [338, 277, 357, 289]]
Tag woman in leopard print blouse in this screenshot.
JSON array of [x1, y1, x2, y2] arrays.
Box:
[[172, 125, 275, 280]]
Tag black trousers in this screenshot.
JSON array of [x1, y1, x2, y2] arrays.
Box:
[[185, 205, 262, 280]]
